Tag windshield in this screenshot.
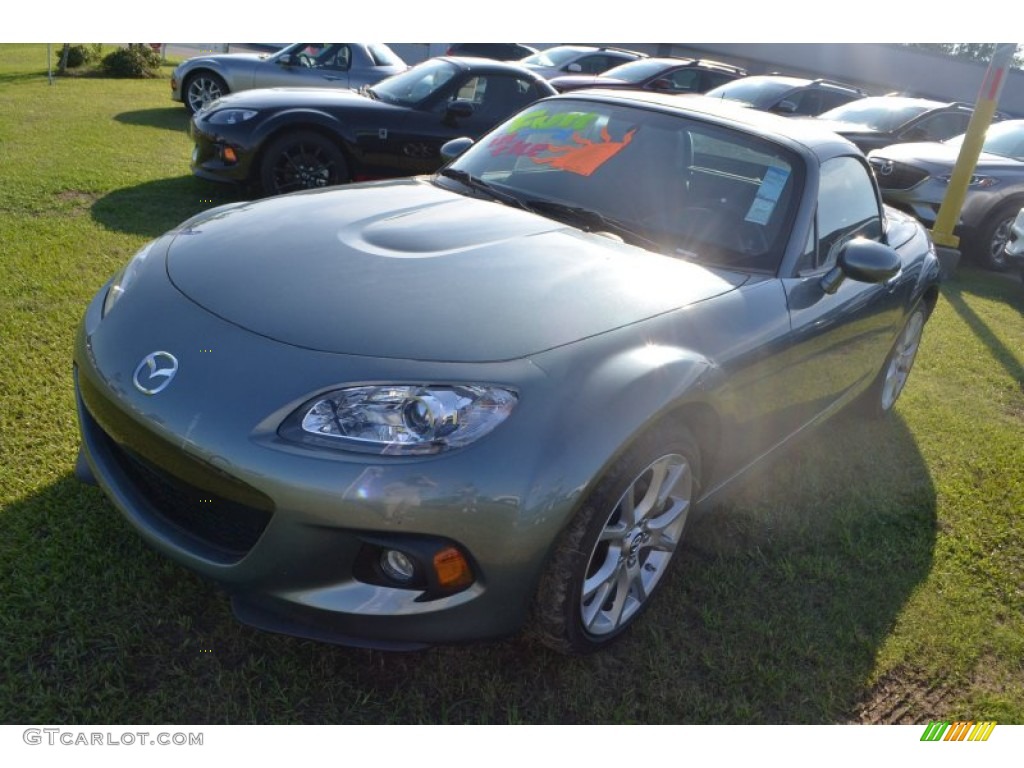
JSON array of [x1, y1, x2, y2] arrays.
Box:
[[367, 44, 403, 67], [706, 78, 801, 108], [522, 47, 587, 68], [946, 120, 1024, 160], [439, 99, 804, 272], [370, 59, 459, 107], [819, 100, 932, 131]]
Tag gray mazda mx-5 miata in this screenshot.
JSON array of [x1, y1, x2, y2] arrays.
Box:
[[74, 91, 941, 654]]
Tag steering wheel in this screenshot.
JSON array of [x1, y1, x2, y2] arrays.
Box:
[[297, 53, 315, 68]]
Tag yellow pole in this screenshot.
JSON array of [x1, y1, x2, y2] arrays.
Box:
[[930, 44, 1018, 249]]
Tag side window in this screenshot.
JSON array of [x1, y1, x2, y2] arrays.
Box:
[[704, 72, 738, 91], [909, 112, 971, 141], [575, 55, 614, 74], [818, 90, 858, 113], [452, 76, 536, 121], [320, 44, 350, 71], [297, 44, 348, 71], [668, 69, 701, 92], [815, 156, 883, 268]]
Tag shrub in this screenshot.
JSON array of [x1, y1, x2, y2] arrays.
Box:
[[101, 45, 162, 78], [56, 43, 102, 71]]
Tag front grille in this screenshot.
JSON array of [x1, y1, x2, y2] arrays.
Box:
[[108, 443, 272, 562], [869, 159, 929, 191]]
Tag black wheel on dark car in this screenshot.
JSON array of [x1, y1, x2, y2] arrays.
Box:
[[259, 131, 350, 196], [184, 71, 228, 115], [969, 203, 1021, 272], [857, 305, 928, 419], [531, 424, 700, 654]]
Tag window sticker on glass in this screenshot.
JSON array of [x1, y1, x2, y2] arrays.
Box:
[[744, 165, 790, 225], [490, 109, 602, 159], [504, 109, 599, 139], [533, 126, 637, 177]]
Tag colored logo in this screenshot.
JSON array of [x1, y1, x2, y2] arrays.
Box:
[[920, 721, 997, 742]]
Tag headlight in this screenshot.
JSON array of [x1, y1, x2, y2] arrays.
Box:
[[102, 240, 155, 317], [937, 173, 999, 189], [281, 384, 517, 456], [206, 109, 259, 125]]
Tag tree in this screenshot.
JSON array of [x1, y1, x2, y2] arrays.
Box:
[[903, 44, 1024, 69]]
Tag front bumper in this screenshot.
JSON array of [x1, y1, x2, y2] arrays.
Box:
[[189, 117, 256, 184], [73, 268, 562, 648]]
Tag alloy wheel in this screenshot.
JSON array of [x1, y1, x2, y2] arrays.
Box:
[[579, 453, 693, 637], [881, 309, 925, 411]]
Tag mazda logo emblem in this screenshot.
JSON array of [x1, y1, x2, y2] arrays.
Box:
[[133, 351, 178, 395]]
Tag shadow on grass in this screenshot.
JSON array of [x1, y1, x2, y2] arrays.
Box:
[[0, 71, 52, 84], [0, 411, 935, 724], [943, 268, 1024, 393], [114, 107, 191, 133], [91, 176, 249, 237]]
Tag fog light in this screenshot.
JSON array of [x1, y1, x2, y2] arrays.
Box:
[[433, 547, 472, 589], [220, 146, 238, 164], [380, 549, 416, 583]]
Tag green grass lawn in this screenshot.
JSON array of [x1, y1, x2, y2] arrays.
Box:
[[1, 43, 1022, 724]]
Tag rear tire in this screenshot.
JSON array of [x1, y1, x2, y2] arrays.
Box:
[[531, 423, 700, 654]]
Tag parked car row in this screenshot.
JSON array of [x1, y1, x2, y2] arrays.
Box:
[[190, 57, 558, 195], [174, 44, 1023, 272]]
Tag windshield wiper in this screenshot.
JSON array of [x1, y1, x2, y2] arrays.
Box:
[[438, 168, 535, 213], [523, 200, 663, 251], [360, 85, 378, 100]]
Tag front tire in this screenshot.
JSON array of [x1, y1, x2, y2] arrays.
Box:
[[968, 203, 1021, 271], [532, 424, 700, 654], [184, 71, 228, 115], [259, 130, 350, 196]]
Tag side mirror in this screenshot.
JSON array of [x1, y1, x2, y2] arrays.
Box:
[[821, 238, 901, 294], [566, 63, 583, 73], [279, 53, 299, 67], [445, 100, 475, 121], [649, 78, 674, 92], [440, 137, 474, 162], [773, 99, 797, 115]]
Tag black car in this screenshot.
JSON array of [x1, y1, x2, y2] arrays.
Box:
[[190, 57, 557, 195], [548, 57, 746, 95], [813, 96, 979, 153], [706, 75, 866, 116]]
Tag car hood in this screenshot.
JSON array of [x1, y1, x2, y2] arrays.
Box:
[[182, 53, 265, 70], [871, 141, 1024, 171], [207, 87, 370, 110], [165, 179, 747, 362]]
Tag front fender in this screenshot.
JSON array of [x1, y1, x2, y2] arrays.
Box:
[[252, 110, 353, 152], [525, 329, 715, 530]]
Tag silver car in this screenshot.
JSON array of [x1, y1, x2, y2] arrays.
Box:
[[519, 45, 645, 80], [171, 43, 407, 114], [1004, 206, 1024, 279], [868, 120, 1024, 271]]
